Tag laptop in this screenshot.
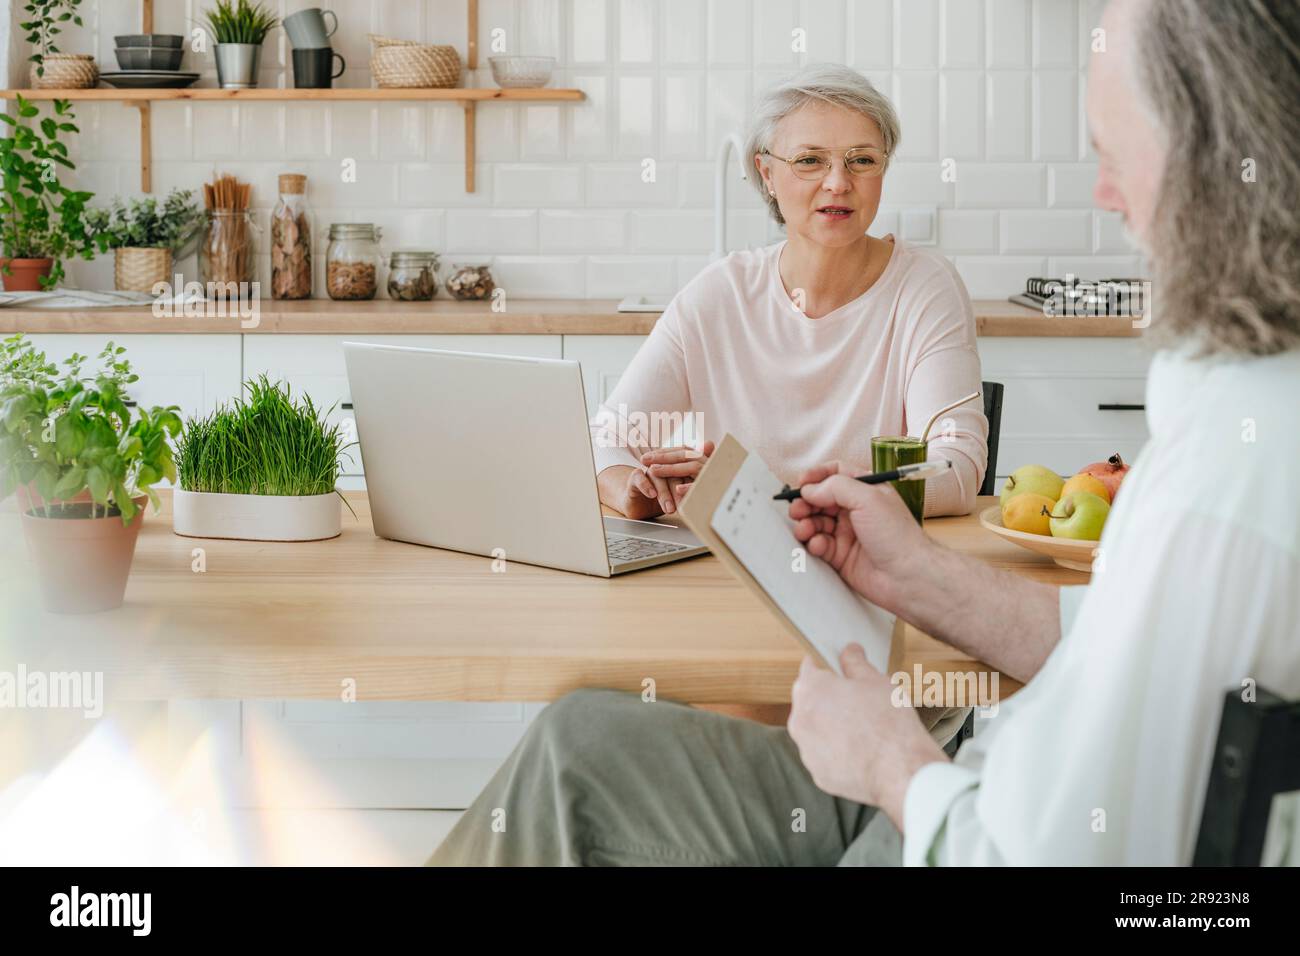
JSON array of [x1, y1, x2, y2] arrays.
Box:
[[342, 342, 709, 576]]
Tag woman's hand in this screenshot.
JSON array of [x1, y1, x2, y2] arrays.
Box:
[[787, 460, 932, 613], [640, 440, 715, 513]]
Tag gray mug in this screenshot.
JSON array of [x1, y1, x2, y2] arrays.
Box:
[[284, 8, 338, 49]]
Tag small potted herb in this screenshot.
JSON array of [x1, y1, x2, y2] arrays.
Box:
[[173, 376, 353, 542], [0, 334, 181, 613], [0, 95, 96, 291], [21, 0, 96, 89], [201, 0, 279, 90], [85, 190, 204, 293]]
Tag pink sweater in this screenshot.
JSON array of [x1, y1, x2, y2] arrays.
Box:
[[590, 238, 988, 517]]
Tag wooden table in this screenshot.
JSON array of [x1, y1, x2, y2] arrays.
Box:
[[0, 493, 1085, 704]]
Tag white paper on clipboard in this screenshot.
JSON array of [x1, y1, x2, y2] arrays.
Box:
[[710, 450, 895, 674]]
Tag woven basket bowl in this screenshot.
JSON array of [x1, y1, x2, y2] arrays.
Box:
[[369, 34, 461, 89], [114, 247, 172, 294], [32, 54, 98, 89]]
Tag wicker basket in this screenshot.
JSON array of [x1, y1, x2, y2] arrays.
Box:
[[369, 34, 462, 89], [114, 247, 173, 294], [31, 54, 98, 90]]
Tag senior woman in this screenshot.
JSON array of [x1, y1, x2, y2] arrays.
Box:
[[590, 63, 987, 522]]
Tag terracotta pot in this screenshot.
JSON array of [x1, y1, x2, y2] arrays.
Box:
[[20, 495, 148, 614], [15, 481, 92, 514], [1, 258, 54, 292]]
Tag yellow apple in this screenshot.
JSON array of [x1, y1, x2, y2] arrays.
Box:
[[1060, 472, 1111, 504], [999, 465, 1065, 509], [1001, 492, 1055, 535]]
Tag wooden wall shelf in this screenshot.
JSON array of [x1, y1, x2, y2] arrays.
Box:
[[0, 0, 584, 193]]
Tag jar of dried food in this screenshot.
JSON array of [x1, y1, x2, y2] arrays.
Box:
[[445, 263, 495, 301], [199, 210, 257, 299], [326, 223, 382, 300], [270, 173, 312, 300], [387, 251, 439, 301]]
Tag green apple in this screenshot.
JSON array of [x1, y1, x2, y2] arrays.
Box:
[[999, 464, 1065, 509], [1049, 491, 1110, 541]]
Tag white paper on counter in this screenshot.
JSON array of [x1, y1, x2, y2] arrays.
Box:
[[710, 450, 895, 674]]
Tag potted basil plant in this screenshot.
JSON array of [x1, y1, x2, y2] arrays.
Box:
[[173, 376, 354, 542], [0, 334, 181, 613], [202, 0, 280, 89], [85, 189, 205, 293], [0, 94, 96, 291]]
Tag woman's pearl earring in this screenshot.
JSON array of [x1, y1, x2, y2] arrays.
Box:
[[768, 189, 775, 197]]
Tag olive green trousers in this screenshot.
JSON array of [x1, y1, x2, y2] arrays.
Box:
[[427, 688, 966, 867]]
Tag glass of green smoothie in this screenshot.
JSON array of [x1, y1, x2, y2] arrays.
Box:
[[871, 435, 928, 525]]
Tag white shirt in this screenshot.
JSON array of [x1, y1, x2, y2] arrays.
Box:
[[904, 345, 1300, 865]]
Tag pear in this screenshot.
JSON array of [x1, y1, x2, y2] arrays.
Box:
[[999, 465, 1064, 509]]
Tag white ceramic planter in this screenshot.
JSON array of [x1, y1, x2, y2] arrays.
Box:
[[173, 489, 341, 541]]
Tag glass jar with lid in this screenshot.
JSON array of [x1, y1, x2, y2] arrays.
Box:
[[387, 251, 440, 301], [445, 263, 495, 301], [326, 223, 382, 300]]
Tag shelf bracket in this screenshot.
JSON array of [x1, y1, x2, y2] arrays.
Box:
[[464, 0, 478, 193], [127, 100, 152, 193], [463, 100, 476, 192]]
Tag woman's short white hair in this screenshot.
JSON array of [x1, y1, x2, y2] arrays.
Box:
[[743, 63, 901, 225]]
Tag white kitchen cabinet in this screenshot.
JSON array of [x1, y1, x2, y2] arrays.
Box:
[[978, 338, 1151, 478], [235, 701, 550, 809], [242, 335, 563, 475], [24, 334, 243, 420]]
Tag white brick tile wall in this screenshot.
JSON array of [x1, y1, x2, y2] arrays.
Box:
[[895, 0, 940, 70], [938, 210, 999, 253], [941, 0, 984, 69], [999, 210, 1091, 254], [956, 163, 1046, 207], [42, 0, 1129, 299]]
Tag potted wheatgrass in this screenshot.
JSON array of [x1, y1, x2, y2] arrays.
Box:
[[172, 376, 353, 541]]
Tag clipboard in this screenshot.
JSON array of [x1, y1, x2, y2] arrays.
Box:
[[677, 433, 904, 673]]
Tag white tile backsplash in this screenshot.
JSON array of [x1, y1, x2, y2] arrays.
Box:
[[34, 0, 1121, 297]]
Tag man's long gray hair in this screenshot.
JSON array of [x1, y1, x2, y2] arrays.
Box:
[[1137, 0, 1300, 355]]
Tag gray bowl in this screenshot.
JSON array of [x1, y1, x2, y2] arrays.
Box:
[[115, 34, 184, 49], [115, 47, 184, 70]]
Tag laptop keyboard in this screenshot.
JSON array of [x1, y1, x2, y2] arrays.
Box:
[[605, 532, 691, 564]]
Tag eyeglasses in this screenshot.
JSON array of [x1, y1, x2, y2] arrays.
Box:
[[762, 146, 889, 180]]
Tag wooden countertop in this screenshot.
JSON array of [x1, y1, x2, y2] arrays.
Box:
[[0, 297, 1141, 337], [0, 493, 1083, 704]]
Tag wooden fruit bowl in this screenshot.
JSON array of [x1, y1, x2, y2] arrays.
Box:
[[978, 505, 1098, 573]]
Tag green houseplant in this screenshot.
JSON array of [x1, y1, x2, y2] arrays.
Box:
[[85, 189, 204, 293], [0, 94, 96, 291], [173, 376, 353, 541], [0, 334, 181, 613], [21, 0, 94, 89], [202, 0, 280, 89]]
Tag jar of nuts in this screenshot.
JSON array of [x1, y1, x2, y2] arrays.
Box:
[[387, 251, 439, 301], [326, 223, 382, 300], [445, 263, 495, 301]]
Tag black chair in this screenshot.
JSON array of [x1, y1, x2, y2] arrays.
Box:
[[978, 381, 1004, 497], [940, 382, 1004, 758], [1193, 687, 1300, 865]]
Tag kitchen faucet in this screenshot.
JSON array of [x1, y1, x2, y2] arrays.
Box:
[[712, 134, 750, 262]]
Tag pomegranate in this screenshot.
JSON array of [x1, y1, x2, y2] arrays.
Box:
[[1079, 453, 1130, 501]]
